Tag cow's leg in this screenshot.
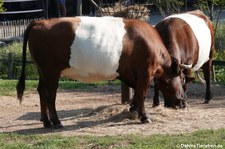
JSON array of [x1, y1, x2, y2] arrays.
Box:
[[183, 69, 192, 95], [202, 60, 212, 103], [38, 77, 51, 128], [183, 70, 189, 93], [39, 70, 62, 128], [129, 97, 138, 113], [134, 75, 151, 123], [129, 95, 139, 120], [45, 74, 62, 128], [153, 79, 160, 107]]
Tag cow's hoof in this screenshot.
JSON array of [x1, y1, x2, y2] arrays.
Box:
[[172, 100, 189, 109], [129, 111, 138, 120], [53, 123, 63, 129], [140, 116, 152, 123], [43, 121, 52, 128], [203, 100, 211, 104], [181, 101, 189, 109], [152, 103, 160, 107]]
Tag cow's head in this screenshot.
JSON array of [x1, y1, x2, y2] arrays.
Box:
[[156, 57, 194, 108]]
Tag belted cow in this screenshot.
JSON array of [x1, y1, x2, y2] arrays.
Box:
[[153, 10, 214, 108], [17, 16, 186, 128]]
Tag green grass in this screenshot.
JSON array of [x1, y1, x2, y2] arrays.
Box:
[[0, 129, 225, 148], [0, 80, 37, 96], [0, 79, 121, 96]]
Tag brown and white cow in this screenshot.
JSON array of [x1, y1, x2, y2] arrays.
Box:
[[17, 16, 185, 128], [153, 10, 214, 107]]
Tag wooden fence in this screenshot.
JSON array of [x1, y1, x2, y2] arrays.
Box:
[[0, 19, 40, 40]]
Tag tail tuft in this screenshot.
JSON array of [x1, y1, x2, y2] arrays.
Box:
[[16, 74, 25, 104]]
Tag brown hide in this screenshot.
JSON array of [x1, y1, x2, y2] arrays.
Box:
[[28, 18, 78, 74], [155, 18, 199, 67], [118, 19, 171, 88], [17, 17, 173, 128]]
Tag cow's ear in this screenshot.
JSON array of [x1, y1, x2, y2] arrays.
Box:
[[171, 56, 180, 75]]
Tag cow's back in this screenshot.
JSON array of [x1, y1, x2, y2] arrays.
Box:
[[156, 10, 213, 71]]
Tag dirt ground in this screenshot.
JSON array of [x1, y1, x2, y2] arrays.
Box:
[[1, 83, 225, 136]]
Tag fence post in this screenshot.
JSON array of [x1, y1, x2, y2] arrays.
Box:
[[7, 53, 14, 79], [45, 0, 49, 19], [212, 65, 216, 82], [77, 0, 82, 16]]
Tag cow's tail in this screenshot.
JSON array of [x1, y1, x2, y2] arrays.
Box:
[[195, 71, 206, 84], [16, 21, 35, 103]]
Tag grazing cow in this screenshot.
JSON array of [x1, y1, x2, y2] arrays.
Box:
[[153, 10, 214, 107], [17, 16, 186, 128]]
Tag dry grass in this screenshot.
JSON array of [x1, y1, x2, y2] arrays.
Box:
[[97, 3, 151, 21]]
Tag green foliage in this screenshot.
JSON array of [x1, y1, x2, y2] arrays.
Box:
[[215, 22, 225, 51], [0, 129, 225, 148], [194, 0, 225, 36], [213, 50, 225, 82], [154, 0, 184, 17], [214, 49, 225, 60], [0, 0, 5, 12], [194, 0, 215, 21], [0, 42, 38, 79], [194, 0, 225, 11], [213, 0, 225, 7], [214, 22, 225, 82]]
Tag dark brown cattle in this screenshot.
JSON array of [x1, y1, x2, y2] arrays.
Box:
[[17, 17, 185, 128], [153, 10, 214, 108]]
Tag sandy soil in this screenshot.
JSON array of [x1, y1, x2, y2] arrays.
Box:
[[0, 83, 225, 136]]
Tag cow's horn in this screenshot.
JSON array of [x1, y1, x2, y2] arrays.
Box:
[[179, 64, 192, 69]]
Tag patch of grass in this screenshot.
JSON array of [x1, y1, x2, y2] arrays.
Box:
[[213, 50, 225, 83], [59, 79, 120, 90], [0, 79, 121, 96], [0, 80, 37, 96], [0, 129, 225, 148]]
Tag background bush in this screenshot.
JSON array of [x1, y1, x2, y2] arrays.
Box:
[[213, 21, 225, 83], [0, 0, 5, 12], [0, 42, 38, 79], [215, 22, 225, 51]]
